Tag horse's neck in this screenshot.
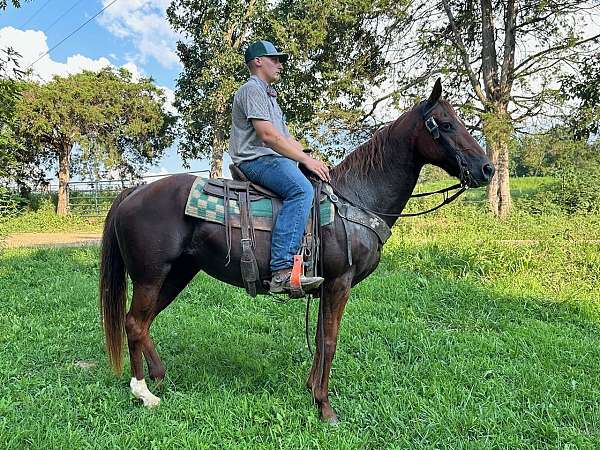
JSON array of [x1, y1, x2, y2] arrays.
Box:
[[333, 116, 423, 227]]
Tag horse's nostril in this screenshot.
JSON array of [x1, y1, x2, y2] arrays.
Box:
[[482, 163, 495, 180]]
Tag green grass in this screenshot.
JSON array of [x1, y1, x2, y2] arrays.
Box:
[[0, 205, 103, 234], [1, 194, 600, 448]]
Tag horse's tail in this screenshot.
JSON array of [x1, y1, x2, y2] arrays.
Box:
[[99, 186, 137, 374]]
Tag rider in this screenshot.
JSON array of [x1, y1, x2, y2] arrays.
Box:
[[228, 40, 331, 295]]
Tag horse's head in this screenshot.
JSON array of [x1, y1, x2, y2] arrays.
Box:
[[414, 79, 494, 188]]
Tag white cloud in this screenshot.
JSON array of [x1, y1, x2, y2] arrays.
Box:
[[0, 27, 176, 115], [121, 61, 144, 81], [143, 166, 170, 182], [0, 26, 112, 82], [97, 0, 180, 69], [159, 85, 177, 116]]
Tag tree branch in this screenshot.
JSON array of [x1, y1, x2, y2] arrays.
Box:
[[359, 71, 438, 122], [513, 32, 600, 74], [440, 0, 487, 104], [480, 0, 500, 99], [499, 0, 516, 96]]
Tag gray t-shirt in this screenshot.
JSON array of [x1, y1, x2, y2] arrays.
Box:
[[228, 75, 290, 164]]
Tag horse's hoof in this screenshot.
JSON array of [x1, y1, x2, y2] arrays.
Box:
[[322, 415, 339, 426], [130, 377, 161, 408], [142, 395, 161, 408]]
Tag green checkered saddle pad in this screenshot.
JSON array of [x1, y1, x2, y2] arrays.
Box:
[[185, 177, 335, 231]]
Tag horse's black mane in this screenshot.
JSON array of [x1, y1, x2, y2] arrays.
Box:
[[330, 122, 392, 184], [330, 100, 451, 185]]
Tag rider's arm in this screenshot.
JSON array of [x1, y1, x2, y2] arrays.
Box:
[[252, 119, 330, 182]]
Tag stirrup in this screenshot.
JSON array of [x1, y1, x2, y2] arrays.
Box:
[[269, 256, 323, 298], [289, 255, 304, 298]]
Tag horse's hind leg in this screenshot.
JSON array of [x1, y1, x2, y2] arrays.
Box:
[[141, 259, 200, 382], [126, 281, 164, 407], [127, 259, 200, 407]]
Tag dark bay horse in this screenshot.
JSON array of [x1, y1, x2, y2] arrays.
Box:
[[100, 79, 494, 423]]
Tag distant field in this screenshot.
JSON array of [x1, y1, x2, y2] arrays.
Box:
[[1, 180, 600, 448], [0, 176, 555, 235]]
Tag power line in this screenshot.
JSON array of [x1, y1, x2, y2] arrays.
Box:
[[43, 0, 86, 34], [27, 0, 119, 70], [21, 0, 52, 27]]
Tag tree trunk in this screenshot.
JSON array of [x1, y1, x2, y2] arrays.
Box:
[[210, 128, 224, 179], [486, 142, 500, 216], [486, 138, 512, 218], [483, 104, 512, 218], [56, 143, 71, 215]]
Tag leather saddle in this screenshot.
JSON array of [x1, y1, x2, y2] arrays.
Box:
[[202, 165, 279, 200], [202, 164, 322, 298]]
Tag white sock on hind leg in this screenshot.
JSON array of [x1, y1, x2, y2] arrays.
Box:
[[130, 377, 161, 408]]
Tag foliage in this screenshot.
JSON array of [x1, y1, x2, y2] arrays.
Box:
[[0, 49, 32, 184], [0, 0, 30, 9], [14, 68, 176, 213], [167, 0, 400, 174], [17, 68, 175, 177], [0, 186, 24, 220], [1, 197, 600, 447], [562, 55, 600, 140], [0, 200, 103, 234], [510, 128, 598, 177], [546, 163, 600, 215]]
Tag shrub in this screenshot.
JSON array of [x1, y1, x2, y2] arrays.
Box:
[[547, 164, 600, 214]]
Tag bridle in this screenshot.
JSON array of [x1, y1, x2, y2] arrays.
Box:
[[329, 101, 472, 218], [422, 101, 474, 189]]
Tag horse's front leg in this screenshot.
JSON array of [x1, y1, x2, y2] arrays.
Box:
[[307, 273, 352, 424]]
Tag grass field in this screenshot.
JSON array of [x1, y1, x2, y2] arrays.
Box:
[[1, 178, 600, 448]]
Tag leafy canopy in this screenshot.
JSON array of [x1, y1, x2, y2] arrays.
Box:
[[15, 68, 176, 179], [167, 0, 401, 163]]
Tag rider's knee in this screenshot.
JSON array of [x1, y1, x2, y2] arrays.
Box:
[[288, 176, 313, 201]]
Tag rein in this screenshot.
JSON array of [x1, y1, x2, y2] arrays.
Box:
[[330, 182, 467, 219]]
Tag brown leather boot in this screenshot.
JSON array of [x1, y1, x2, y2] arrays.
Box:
[[269, 268, 324, 294]]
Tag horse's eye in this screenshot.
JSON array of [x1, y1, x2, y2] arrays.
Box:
[[441, 122, 453, 132]]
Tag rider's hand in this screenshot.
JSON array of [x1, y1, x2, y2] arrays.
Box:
[[301, 156, 331, 182]]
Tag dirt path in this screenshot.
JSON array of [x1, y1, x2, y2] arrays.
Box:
[[4, 234, 599, 249], [3, 232, 102, 248]]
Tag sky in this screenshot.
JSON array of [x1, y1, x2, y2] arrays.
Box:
[[0, 0, 223, 181]]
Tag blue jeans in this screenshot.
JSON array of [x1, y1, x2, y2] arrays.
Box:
[[238, 155, 313, 272]]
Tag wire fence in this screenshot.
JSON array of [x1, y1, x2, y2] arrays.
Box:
[[0, 170, 209, 219]]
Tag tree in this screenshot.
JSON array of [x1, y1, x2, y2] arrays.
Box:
[[167, 0, 401, 177], [0, 48, 35, 187], [379, 0, 600, 217], [15, 68, 176, 214], [562, 55, 600, 141], [0, 0, 31, 9], [510, 127, 597, 177]]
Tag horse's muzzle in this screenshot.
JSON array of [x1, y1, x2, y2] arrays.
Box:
[[467, 161, 495, 188], [482, 163, 495, 182]]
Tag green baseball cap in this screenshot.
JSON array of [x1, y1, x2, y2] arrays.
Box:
[[244, 40, 289, 64]]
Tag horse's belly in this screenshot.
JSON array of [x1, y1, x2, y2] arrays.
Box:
[[188, 221, 272, 289]]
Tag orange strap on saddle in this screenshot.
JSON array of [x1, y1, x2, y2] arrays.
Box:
[[290, 254, 303, 290]]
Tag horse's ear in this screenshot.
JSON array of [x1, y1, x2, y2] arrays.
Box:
[[426, 78, 443, 106]]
